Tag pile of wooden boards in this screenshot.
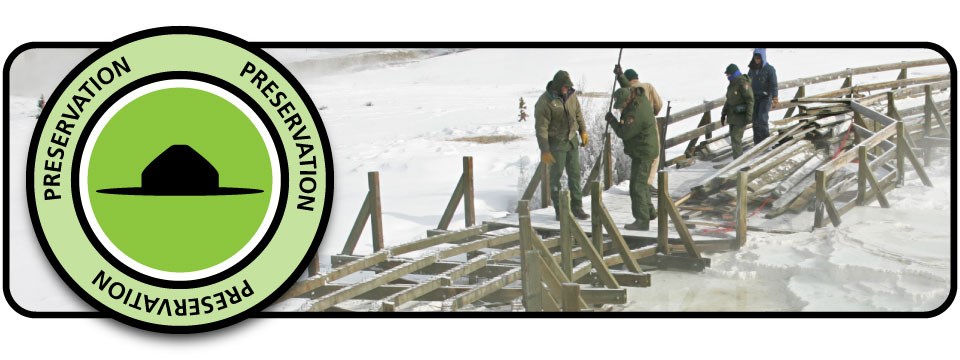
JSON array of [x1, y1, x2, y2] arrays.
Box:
[[689, 110, 860, 220]]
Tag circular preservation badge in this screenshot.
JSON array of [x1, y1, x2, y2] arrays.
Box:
[[26, 27, 332, 332]]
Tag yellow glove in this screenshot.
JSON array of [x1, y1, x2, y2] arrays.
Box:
[[580, 132, 589, 147], [541, 152, 556, 165]]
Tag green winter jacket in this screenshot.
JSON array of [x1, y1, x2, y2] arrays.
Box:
[[610, 88, 659, 160], [534, 81, 586, 152], [722, 74, 754, 126]]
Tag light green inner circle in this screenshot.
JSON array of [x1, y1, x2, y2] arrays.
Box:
[[87, 88, 272, 273]]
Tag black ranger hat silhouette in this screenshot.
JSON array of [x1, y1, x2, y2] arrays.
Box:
[[97, 145, 263, 196]]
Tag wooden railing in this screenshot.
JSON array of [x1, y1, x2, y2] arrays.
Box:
[[811, 86, 948, 229]]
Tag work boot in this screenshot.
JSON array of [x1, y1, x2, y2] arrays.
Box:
[[624, 219, 650, 231], [572, 208, 590, 220]]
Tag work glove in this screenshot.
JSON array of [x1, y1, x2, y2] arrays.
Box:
[[541, 151, 556, 165], [613, 64, 623, 76], [580, 131, 589, 147], [605, 111, 618, 124]]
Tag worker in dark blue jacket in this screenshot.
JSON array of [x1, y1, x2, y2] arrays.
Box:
[[747, 48, 778, 144]]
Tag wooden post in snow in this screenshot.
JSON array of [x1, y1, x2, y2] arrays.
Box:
[[368, 171, 385, 252], [463, 156, 475, 227], [734, 170, 748, 250]]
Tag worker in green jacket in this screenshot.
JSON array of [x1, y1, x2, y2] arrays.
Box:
[[535, 70, 590, 220], [605, 87, 659, 230], [721, 64, 754, 159]]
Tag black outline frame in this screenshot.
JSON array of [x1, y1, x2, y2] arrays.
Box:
[[2, 29, 956, 330]]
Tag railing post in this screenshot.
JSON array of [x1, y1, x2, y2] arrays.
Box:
[[518, 200, 542, 311], [307, 252, 321, 277], [896, 66, 908, 89], [887, 92, 901, 120], [922, 85, 933, 166], [896, 122, 906, 187], [734, 170, 748, 250], [857, 146, 868, 206], [604, 134, 614, 190], [813, 170, 825, 229], [591, 182, 604, 254], [559, 189, 573, 279], [657, 170, 670, 255], [368, 171, 385, 251], [561, 283, 581, 312], [518, 200, 530, 277], [784, 85, 805, 118], [540, 162, 551, 208], [463, 156, 475, 227]]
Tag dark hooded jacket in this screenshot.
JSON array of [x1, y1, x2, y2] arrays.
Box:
[[747, 48, 778, 99]]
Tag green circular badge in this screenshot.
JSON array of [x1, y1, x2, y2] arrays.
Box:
[[26, 27, 332, 333]]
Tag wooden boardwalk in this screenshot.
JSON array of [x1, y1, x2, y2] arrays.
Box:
[[278, 58, 950, 312], [486, 160, 730, 247]]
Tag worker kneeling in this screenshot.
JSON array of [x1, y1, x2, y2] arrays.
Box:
[[605, 87, 659, 231]]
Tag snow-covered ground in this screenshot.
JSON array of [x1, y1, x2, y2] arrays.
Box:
[[4, 47, 952, 312]]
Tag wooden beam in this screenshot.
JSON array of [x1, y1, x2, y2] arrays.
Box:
[[307, 255, 438, 312], [559, 189, 573, 278], [859, 146, 890, 208], [522, 250, 543, 311], [597, 203, 644, 273], [368, 172, 385, 252], [566, 212, 620, 289], [391, 224, 487, 256], [437, 174, 465, 230], [521, 163, 543, 202], [562, 283, 583, 312], [897, 122, 934, 187], [604, 134, 614, 189], [442, 268, 521, 311], [658, 170, 670, 255], [463, 156, 476, 227], [735, 170, 748, 249], [815, 170, 842, 227], [341, 192, 372, 255]]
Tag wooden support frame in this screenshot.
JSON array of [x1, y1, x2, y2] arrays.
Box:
[[558, 189, 573, 278], [657, 171, 703, 259], [604, 134, 614, 190], [784, 85, 806, 118], [896, 122, 934, 187], [683, 108, 712, 157], [341, 171, 385, 255], [857, 146, 890, 208], [814, 170, 842, 228], [734, 170, 748, 250], [591, 182, 604, 254], [657, 170, 669, 255], [437, 156, 476, 230]]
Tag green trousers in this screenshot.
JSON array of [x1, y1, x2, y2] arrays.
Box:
[[729, 123, 746, 159], [630, 156, 655, 222], [549, 138, 584, 211]]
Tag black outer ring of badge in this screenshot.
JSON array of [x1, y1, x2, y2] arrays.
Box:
[[3, 36, 957, 327], [69, 71, 290, 290], [16, 27, 335, 333]]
